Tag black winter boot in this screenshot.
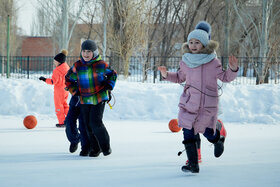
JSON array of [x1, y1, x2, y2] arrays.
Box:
[[214, 136, 225, 157], [93, 126, 111, 156], [79, 145, 90, 156], [56, 123, 65, 128], [103, 147, 112, 156], [208, 130, 225, 158], [69, 143, 78, 153], [89, 148, 101, 157], [79, 149, 90, 156], [88, 139, 102, 157], [87, 131, 102, 157], [181, 140, 199, 173]]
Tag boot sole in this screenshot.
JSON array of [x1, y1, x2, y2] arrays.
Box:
[[103, 150, 111, 156], [79, 151, 89, 156], [79, 153, 89, 156], [89, 151, 101, 157], [103, 148, 112, 156], [181, 167, 199, 173]]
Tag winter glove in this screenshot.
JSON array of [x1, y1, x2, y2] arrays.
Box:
[[104, 82, 113, 91], [39, 76, 46, 82], [97, 73, 106, 83]]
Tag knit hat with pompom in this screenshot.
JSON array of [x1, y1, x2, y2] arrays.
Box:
[[187, 21, 211, 47], [54, 49, 68, 63]]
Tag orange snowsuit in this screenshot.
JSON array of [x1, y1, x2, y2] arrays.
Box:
[[46, 63, 70, 124]]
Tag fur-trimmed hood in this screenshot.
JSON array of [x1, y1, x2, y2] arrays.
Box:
[[181, 40, 219, 54]]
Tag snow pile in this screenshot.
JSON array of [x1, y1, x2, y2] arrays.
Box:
[[0, 78, 279, 124]]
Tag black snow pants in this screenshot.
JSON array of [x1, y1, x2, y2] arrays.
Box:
[[80, 102, 110, 153]]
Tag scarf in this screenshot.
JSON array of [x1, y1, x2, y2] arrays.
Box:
[[182, 53, 216, 68]]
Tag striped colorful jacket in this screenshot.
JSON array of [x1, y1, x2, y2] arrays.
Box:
[[65, 55, 117, 105]]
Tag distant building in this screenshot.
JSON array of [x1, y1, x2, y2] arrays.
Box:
[[21, 37, 54, 56], [20, 23, 104, 57]]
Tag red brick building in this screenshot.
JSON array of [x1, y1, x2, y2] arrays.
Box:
[[21, 37, 54, 56]]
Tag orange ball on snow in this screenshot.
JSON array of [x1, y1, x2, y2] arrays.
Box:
[[23, 115, 37, 129], [168, 119, 182, 132]]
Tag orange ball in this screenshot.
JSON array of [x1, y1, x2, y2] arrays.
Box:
[[23, 115, 37, 129], [168, 119, 182, 132]]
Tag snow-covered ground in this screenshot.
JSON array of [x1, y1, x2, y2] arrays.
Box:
[[0, 78, 280, 187]]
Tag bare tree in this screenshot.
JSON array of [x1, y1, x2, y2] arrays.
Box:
[[33, 0, 86, 52], [107, 0, 149, 78], [78, 0, 102, 40], [233, 0, 280, 84]]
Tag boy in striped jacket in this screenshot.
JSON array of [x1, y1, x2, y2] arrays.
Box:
[[65, 40, 117, 157]]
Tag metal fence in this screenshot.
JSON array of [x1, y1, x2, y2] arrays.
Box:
[[0, 56, 279, 85]]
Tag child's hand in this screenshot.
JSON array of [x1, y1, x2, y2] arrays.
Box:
[[229, 56, 238, 71], [158, 66, 168, 78], [39, 76, 46, 82]]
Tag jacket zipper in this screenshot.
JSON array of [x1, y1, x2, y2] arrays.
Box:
[[193, 66, 203, 128]]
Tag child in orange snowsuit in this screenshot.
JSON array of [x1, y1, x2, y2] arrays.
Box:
[[39, 49, 70, 127]]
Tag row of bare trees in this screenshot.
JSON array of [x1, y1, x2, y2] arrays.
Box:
[[31, 0, 87, 52], [1, 0, 280, 84], [107, 0, 280, 83]]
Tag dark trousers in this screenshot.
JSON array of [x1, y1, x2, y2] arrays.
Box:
[[195, 134, 201, 149], [65, 96, 89, 150], [80, 102, 110, 152], [183, 128, 217, 142]]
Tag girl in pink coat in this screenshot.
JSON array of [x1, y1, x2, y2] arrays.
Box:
[[158, 21, 239, 173]]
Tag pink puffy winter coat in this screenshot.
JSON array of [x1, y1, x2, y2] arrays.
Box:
[[165, 41, 238, 134]]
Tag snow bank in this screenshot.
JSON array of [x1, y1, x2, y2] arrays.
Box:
[[0, 78, 279, 124]]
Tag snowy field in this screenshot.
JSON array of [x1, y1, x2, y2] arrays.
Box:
[[0, 78, 280, 187]]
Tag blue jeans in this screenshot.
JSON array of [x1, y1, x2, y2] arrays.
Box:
[[65, 96, 89, 150], [183, 128, 217, 142]]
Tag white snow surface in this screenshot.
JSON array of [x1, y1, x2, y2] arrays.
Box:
[[0, 78, 280, 187]]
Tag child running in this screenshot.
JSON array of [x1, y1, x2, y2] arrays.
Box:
[[158, 21, 238, 173], [65, 40, 117, 157]]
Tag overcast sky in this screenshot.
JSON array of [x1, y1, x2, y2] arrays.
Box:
[[16, 0, 37, 35]]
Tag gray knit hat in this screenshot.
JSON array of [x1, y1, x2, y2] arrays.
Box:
[[187, 21, 211, 47], [81, 39, 99, 58]]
